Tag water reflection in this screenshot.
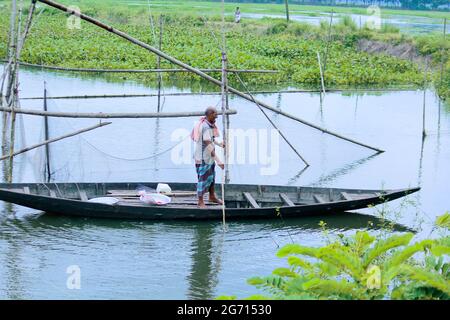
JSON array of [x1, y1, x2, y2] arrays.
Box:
[[3, 232, 24, 299], [296, 153, 379, 187], [186, 222, 221, 300], [0, 208, 412, 299], [0, 67, 448, 298]]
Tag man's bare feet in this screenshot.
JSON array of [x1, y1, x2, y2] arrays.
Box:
[[208, 196, 223, 205], [198, 198, 207, 208]]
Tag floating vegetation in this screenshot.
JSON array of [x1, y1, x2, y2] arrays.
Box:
[[0, 2, 448, 99]]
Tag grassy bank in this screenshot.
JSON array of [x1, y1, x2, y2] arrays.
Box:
[[0, 1, 448, 99]]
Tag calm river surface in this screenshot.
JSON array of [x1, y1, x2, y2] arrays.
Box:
[[126, 1, 449, 34], [0, 68, 449, 299], [241, 11, 448, 34]]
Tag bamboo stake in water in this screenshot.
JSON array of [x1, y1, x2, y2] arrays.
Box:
[[7, 0, 37, 181], [422, 60, 428, 138], [322, 11, 334, 75], [220, 0, 227, 230], [0, 122, 112, 161], [157, 15, 163, 112], [43, 82, 51, 181], [439, 18, 447, 87], [1, 0, 16, 156], [4, 0, 17, 102], [8, 2, 23, 181], [221, 53, 230, 185], [0, 106, 238, 118], [317, 52, 326, 96], [284, 0, 290, 22]]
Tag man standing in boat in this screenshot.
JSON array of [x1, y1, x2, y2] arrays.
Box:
[[191, 107, 225, 208]]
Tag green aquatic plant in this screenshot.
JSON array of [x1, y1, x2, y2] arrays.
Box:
[[435, 212, 450, 229], [218, 213, 450, 300]]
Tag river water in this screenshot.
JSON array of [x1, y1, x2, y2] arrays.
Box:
[[125, 1, 448, 34], [0, 68, 449, 299], [241, 11, 448, 34]]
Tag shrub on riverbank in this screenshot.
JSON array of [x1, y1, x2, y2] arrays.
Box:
[[218, 213, 450, 300]]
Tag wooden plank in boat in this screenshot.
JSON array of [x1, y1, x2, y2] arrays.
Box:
[[279, 193, 295, 207], [350, 193, 377, 200], [313, 195, 326, 204], [243, 192, 260, 208], [340, 192, 352, 200], [79, 190, 88, 201]]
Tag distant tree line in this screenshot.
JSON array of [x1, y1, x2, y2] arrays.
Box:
[[212, 0, 450, 11]]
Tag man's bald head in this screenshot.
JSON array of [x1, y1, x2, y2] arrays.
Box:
[[205, 106, 217, 116], [205, 106, 218, 123]]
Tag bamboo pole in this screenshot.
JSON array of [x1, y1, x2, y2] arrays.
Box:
[[20, 87, 419, 100], [284, 0, 290, 22], [0, 122, 112, 161], [157, 15, 163, 112], [8, 2, 23, 179], [17, 0, 37, 54], [317, 51, 326, 96], [0, 106, 237, 118], [0, 3, 17, 97], [322, 10, 333, 75], [221, 54, 230, 183], [1, 96, 8, 156], [6, 0, 37, 181], [4, 61, 278, 74], [422, 60, 428, 138], [8, 0, 36, 105], [220, 0, 227, 230], [43, 82, 51, 181], [1, 0, 17, 156], [220, 2, 230, 185], [7, 1, 17, 63], [4, 0, 17, 104], [440, 18, 447, 87], [36, 0, 384, 153]]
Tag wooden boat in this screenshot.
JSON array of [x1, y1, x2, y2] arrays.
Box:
[[0, 182, 419, 220]]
